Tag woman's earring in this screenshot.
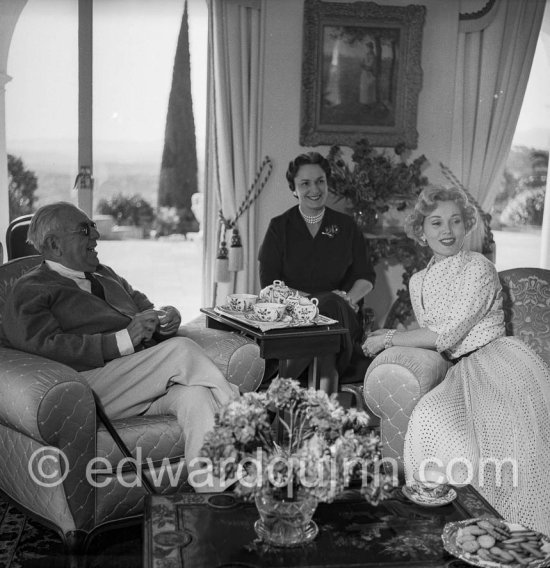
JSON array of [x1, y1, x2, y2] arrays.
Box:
[[293, 192, 298, 198], [420, 236, 428, 246]]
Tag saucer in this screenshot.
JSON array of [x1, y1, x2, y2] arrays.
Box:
[[402, 485, 457, 507], [245, 312, 291, 324], [217, 304, 252, 316]]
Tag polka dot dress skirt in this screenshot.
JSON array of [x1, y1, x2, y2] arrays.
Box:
[[405, 337, 550, 536]]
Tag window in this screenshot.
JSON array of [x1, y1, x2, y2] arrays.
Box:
[[6, 0, 78, 208], [6, 0, 207, 321], [491, 4, 550, 271]]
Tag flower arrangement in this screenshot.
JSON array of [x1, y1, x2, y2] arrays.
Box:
[[200, 377, 395, 505], [327, 139, 429, 230]]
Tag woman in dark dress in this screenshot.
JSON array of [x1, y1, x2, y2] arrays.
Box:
[[258, 151, 376, 393]]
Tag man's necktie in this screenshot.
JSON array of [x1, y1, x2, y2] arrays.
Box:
[[84, 272, 105, 300]]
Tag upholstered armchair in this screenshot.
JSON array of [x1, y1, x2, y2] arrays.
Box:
[[5, 214, 39, 260], [0, 256, 264, 550], [363, 267, 550, 478]]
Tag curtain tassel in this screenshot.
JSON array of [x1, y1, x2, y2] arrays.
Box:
[[215, 239, 230, 282], [228, 227, 244, 272]]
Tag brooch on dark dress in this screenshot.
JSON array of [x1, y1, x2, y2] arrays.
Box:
[[321, 225, 339, 238]]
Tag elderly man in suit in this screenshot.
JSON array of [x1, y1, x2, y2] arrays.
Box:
[[1, 202, 238, 491]]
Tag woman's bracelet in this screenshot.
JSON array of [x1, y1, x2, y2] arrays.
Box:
[[384, 329, 397, 350]]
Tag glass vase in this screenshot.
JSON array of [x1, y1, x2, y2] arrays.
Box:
[[254, 486, 319, 547]]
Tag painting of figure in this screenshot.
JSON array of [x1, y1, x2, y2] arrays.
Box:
[[300, 0, 425, 148], [320, 25, 400, 128]]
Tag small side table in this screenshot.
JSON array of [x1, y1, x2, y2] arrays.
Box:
[[200, 307, 347, 389]]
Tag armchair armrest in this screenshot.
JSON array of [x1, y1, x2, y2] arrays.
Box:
[[0, 347, 95, 444], [178, 315, 265, 393], [363, 346, 451, 476], [0, 346, 97, 527]]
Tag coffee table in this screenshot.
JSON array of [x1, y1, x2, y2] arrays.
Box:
[[200, 307, 347, 389], [143, 485, 499, 567]]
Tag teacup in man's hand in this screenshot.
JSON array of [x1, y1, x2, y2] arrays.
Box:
[[155, 306, 181, 335]]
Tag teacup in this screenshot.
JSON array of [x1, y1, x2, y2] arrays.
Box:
[[154, 308, 169, 329], [253, 302, 286, 322], [292, 297, 319, 323], [226, 293, 258, 312], [412, 469, 450, 500]]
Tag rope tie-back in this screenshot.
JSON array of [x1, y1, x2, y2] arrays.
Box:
[[439, 162, 495, 254], [217, 156, 273, 276]]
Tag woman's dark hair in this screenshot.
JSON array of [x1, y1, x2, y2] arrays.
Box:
[[285, 152, 332, 192], [404, 185, 478, 244]]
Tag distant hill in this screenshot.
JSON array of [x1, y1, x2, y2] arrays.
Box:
[[8, 138, 205, 211], [34, 169, 161, 209], [8, 138, 163, 172]]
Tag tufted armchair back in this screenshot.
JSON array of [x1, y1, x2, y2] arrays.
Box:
[[0, 255, 42, 331], [5, 215, 39, 260], [500, 267, 550, 367]]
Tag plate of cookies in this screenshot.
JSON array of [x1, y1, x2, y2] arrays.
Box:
[[442, 517, 550, 567]]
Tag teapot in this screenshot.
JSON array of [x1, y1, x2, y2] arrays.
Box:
[[291, 297, 319, 322], [259, 280, 299, 304]]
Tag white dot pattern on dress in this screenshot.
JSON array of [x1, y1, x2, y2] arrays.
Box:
[[410, 251, 505, 359], [405, 251, 550, 536]]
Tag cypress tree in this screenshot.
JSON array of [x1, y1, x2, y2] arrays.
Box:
[[158, 1, 198, 228]]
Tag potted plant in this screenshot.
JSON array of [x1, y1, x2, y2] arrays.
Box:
[[327, 139, 429, 232], [200, 377, 395, 547]]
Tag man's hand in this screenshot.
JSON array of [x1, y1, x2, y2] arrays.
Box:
[[155, 305, 181, 336], [127, 310, 159, 346]]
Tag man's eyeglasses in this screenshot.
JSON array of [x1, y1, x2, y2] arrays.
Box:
[[66, 221, 98, 237]]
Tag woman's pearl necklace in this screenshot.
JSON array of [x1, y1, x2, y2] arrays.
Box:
[[299, 207, 325, 225]]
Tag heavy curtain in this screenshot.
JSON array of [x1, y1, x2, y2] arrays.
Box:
[[450, 0, 545, 251], [203, 0, 265, 306]]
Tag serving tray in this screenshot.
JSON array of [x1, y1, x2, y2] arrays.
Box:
[[214, 305, 338, 332]]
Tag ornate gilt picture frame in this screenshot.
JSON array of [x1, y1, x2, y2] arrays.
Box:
[[300, 0, 426, 148]]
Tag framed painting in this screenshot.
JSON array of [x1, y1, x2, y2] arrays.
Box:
[[300, 0, 426, 148]]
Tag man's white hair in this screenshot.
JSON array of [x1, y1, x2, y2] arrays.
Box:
[[27, 202, 84, 253]]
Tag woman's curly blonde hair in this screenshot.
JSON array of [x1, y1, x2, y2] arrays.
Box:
[[404, 184, 478, 245]]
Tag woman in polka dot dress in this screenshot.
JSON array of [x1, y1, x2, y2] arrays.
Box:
[[363, 184, 550, 535]]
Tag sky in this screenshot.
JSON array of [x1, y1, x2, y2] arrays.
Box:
[[513, 7, 550, 149], [5, 0, 550, 165], [6, 0, 208, 164]]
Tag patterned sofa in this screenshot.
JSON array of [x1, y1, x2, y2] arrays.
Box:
[[0, 255, 264, 550], [363, 267, 550, 477]]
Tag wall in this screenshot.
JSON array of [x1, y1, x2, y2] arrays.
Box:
[[254, 0, 462, 326]]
